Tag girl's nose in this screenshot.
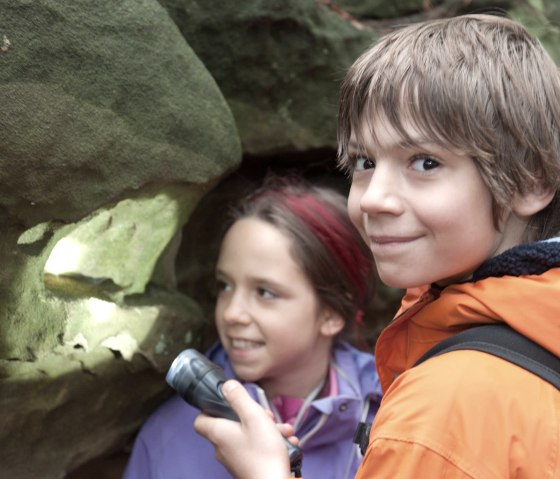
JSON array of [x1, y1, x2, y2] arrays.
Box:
[[221, 292, 251, 325]]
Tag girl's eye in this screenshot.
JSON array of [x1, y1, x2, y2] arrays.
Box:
[[216, 279, 231, 293], [257, 287, 277, 300], [353, 156, 375, 172], [410, 155, 440, 172]]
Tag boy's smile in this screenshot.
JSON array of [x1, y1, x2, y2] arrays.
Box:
[[346, 117, 527, 289]]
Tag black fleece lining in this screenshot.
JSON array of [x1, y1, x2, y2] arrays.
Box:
[[473, 240, 560, 281]]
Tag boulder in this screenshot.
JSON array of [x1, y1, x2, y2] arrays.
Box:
[[0, 1, 240, 477], [159, 0, 376, 154]]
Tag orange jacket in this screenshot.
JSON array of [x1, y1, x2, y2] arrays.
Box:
[[356, 267, 560, 479]]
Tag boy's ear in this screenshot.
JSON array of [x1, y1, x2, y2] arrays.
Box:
[[512, 186, 555, 217], [320, 308, 345, 337]]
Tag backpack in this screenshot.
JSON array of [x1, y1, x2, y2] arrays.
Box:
[[353, 324, 560, 455]]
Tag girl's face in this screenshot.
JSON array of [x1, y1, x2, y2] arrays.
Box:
[[214, 217, 341, 399], [346, 117, 529, 289]]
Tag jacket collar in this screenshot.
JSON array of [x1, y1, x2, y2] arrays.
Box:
[[375, 239, 560, 392], [204, 341, 380, 446]]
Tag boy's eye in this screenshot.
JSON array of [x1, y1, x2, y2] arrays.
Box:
[[410, 155, 440, 172], [353, 156, 375, 171]]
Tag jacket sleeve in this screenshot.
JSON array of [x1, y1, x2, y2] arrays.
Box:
[[122, 434, 153, 479], [355, 439, 476, 479], [356, 349, 555, 479], [355, 352, 493, 479]]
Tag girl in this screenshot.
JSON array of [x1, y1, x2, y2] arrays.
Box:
[[123, 176, 382, 479]]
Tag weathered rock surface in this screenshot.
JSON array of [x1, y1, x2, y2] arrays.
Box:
[[1, 0, 559, 478], [159, 0, 376, 154], [0, 1, 240, 478]]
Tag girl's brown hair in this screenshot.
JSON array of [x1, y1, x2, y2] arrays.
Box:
[[227, 175, 376, 337]]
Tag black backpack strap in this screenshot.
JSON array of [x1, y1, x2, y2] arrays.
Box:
[[354, 324, 560, 455], [414, 324, 560, 389], [353, 421, 371, 455]]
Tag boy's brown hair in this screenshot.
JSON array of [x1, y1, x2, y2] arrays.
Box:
[[337, 14, 560, 241]]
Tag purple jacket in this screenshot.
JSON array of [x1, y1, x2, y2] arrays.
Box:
[[123, 341, 382, 479]]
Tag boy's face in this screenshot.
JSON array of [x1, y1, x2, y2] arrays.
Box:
[[346, 117, 527, 289]]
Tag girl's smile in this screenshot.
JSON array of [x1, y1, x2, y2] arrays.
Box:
[[214, 217, 339, 398]]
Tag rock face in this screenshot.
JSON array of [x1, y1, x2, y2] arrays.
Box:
[[0, 1, 241, 228], [0, 1, 240, 478], [1, 0, 559, 478], [158, 0, 376, 154]]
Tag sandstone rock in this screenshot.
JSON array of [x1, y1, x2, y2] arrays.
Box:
[[159, 0, 376, 154], [0, 1, 240, 478], [0, 0, 240, 227]]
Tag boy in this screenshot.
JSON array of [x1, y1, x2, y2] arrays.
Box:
[[195, 14, 560, 478]]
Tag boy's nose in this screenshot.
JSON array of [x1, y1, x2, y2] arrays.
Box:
[[360, 169, 404, 216]]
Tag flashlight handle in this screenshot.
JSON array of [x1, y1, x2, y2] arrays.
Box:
[[166, 349, 303, 474], [210, 381, 303, 473]]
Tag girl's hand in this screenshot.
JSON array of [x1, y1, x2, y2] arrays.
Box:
[[194, 380, 292, 479]]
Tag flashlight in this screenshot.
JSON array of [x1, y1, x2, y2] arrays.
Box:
[[166, 349, 303, 475]]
